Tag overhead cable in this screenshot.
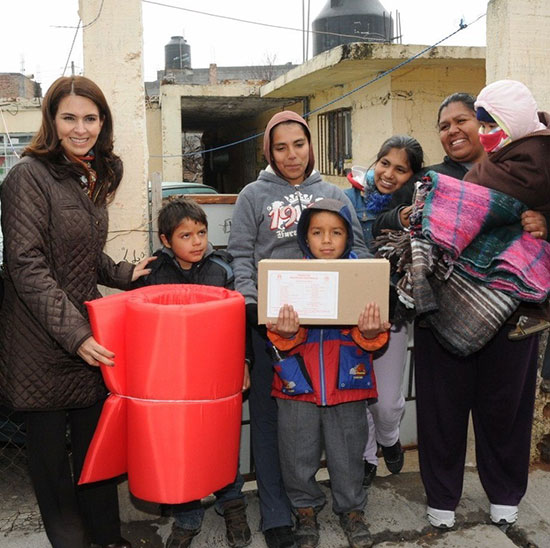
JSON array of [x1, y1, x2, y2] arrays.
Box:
[[141, 0, 396, 43], [150, 13, 486, 159]]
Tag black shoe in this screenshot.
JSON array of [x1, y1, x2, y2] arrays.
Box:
[[294, 507, 319, 547], [381, 440, 404, 474], [264, 525, 297, 548], [338, 511, 373, 548], [166, 524, 200, 548], [363, 462, 377, 487], [222, 498, 251, 548]]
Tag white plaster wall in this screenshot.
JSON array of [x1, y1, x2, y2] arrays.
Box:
[[486, 0, 550, 464], [0, 103, 41, 134], [79, 0, 149, 265], [306, 62, 484, 185], [146, 105, 162, 177], [391, 64, 485, 167], [160, 85, 183, 182], [487, 0, 550, 110]]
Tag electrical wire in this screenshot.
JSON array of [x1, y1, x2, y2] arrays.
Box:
[[62, 19, 81, 76], [81, 0, 106, 29], [52, 0, 106, 29], [305, 15, 482, 117], [59, 1, 106, 81], [0, 107, 21, 159], [141, 0, 393, 43], [150, 13, 485, 159]]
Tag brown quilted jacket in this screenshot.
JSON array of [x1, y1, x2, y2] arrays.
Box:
[[0, 156, 135, 410]]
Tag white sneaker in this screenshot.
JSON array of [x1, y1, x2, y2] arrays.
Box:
[[427, 507, 455, 528], [490, 504, 518, 525]]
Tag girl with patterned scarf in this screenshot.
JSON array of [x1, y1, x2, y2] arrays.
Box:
[[344, 136, 424, 487]]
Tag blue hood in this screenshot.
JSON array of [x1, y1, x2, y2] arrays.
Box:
[[296, 198, 356, 259]]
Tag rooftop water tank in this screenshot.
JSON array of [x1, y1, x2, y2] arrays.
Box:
[[165, 36, 191, 71], [312, 0, 394, 56]]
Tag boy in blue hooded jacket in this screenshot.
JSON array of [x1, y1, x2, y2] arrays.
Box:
[[267, 198, 390, 548]]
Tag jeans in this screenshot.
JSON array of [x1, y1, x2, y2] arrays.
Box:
[[172, 472, 245, 530]]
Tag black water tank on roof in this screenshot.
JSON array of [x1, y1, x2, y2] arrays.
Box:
[[165, 36, 191, 70], [312, 0, 393, 56]]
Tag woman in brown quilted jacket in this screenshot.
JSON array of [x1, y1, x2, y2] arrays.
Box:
[[0, 76, 152, 548]]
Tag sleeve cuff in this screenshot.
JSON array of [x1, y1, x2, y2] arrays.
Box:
[[267, 327, 307, 350], [350, 328, 389, 351]]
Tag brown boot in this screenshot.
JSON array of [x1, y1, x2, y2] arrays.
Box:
[[165, 523, 200, 548], [294, 507, 319, 548], [339, 511, 373, 548], [221, 498, 251, 548]]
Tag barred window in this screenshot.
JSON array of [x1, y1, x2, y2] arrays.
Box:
[[317, 108, 352, 176]]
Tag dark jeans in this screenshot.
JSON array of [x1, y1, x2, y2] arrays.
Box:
[[171, 472, 245, 530], [415, 323, 538, 510], [26, 400, 122, 548], [249, 328, 293, 531]]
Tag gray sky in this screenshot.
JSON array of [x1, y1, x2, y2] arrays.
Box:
[[0, 0, 487, 93]]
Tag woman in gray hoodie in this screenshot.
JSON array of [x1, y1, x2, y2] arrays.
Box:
[[228, 110, 367, 548]]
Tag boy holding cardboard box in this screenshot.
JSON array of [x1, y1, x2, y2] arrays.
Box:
[[266, 199, 390, 548]]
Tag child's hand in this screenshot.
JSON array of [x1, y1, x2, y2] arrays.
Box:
[[357, 302, 391, 339], [266, 304, 300, 339], [521, 209, 547, 239], [242, 361, 251, 392], [399, 205, 413, 228]]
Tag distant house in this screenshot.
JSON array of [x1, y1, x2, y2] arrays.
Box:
[[0, 72, 41, 101], [153, 42, 485, 192], [0, 74, 42, 183], [0, 45, 486, 193]]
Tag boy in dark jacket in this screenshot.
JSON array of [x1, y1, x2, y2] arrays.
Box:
[[267, 199, 390, 548], [133, 199, 234, 290], [133, 198, 251, 548]]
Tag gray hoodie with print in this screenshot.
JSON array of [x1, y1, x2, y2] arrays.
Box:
[[228, 166, 369, 305]]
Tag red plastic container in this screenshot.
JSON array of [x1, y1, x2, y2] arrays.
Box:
[[79, 284, 245, 503]]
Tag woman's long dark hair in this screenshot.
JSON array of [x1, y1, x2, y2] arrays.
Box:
[[374, 135, 424, 173], [23, 76, 122, 206]]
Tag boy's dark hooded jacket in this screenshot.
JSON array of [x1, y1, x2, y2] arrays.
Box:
[[268, 199, 388, 406], [132, 244, 233, 289]]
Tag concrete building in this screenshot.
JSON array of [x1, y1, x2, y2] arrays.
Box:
[[0, 98, 41, 183], [153, 42, 485, 193], [146, 62, 297, 96], [0, 74, 42, 183], [484, 0, 550, 465], [0, 45, 486, 194], [0, 73, 41, 101]]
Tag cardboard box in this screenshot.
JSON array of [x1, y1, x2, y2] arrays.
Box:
[[258, 259, 390, 325]]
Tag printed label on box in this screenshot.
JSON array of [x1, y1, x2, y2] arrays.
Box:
[[267, 270, 339, 319]]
